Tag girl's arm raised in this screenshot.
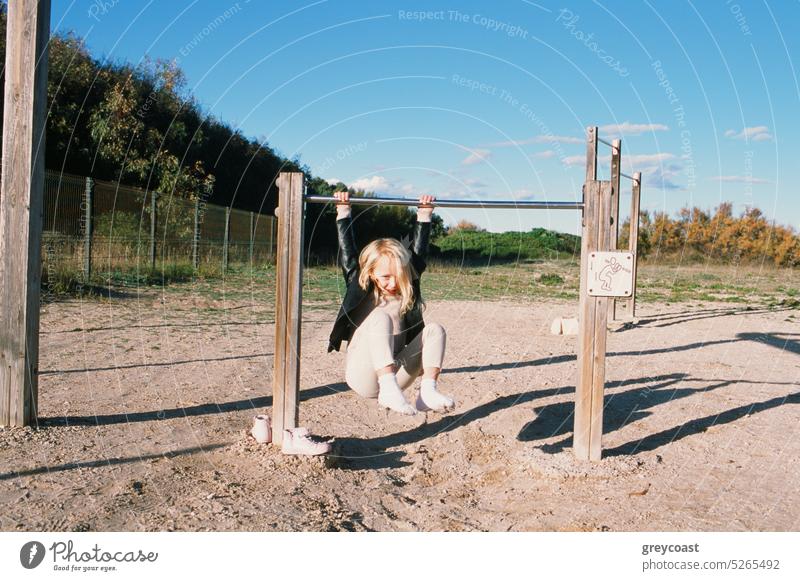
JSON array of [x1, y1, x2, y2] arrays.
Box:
[[411, 195, 434, 276], [334, 191, 359, 284]]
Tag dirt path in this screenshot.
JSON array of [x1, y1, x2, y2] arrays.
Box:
[[1, 290, 798, 531]]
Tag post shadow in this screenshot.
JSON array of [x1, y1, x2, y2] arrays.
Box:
[[0, 443, 228, 481], [38, 381, 350, 427], [604, 391, 800, 456], [326, 374, 680, 471]]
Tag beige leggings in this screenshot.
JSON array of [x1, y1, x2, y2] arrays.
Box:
[[345, 310, 446, 399]]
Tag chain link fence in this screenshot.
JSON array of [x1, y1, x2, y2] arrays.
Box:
[[41, 170, 275, 285]]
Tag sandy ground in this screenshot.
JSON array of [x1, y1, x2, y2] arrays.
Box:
[[1, 288, 798, 531]]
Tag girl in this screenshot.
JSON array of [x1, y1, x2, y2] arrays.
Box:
[[327, 190, 454, 416]]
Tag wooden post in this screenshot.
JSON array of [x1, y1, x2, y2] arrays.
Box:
[[222, 207, 231, 271], [149, 192, 157, 270], [609, 138, 622, 321], [0, 0, 51, 427], [273, 172, 305, 445], [83, 177, 93, 280], [617, 172, 641, 320], [574, 180, 613, 461], [248, 211, 255, 265], [268, 215, 274, 261], [192, 198, 200, 270], [585, 126, 598, 183]]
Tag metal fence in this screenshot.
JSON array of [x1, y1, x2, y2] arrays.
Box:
[[41, 170, 275, 280]]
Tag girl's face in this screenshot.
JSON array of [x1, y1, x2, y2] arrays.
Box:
[[371, 255, 399, 296]]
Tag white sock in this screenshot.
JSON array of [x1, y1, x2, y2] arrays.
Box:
[[377, 374, 417, 416], [417, 378, 455, 411]]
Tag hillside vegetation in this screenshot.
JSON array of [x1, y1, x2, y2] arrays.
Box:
[[620, 203, 800, 267]]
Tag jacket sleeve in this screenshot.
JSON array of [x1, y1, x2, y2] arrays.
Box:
[[336, 216, 359, 284], [410, 220, 431, 277]]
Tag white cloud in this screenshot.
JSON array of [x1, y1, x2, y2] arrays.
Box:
[[598, 122, 669, 136], [350, 175, 390, 191], [461, 149, 492, 166], [563, 151, 678, 173], [463, 178, 488, 188], [625, 153, 676, 166], [487, 135, 582, 147], [325, 178, 342, 185], [562, 155, 585, 167], [724, 126, 772, 142], [531, 150, 557, 159], [642, 163, 684, 190], [710, 175, 770, 184], [346, 175, 429, 197]]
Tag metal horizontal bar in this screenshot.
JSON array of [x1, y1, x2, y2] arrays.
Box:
[[620, 172, 640, 183], [304, 195, 583, 210], [597, 137, 615, 148]]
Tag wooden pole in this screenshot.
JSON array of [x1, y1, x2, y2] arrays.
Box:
[[273, 172, 304, 445], [248, 211, 255, 266], [268, 215, 274, 261], [222, 207, 231, 272], [609, 139, 621, 321], [192, 198, 200, 270], [149, 192, 157, 270], [585, 126, 598, 183], [617, 172, 641, 320], [0, 0, 51, 427], [83, 177, 93, 280], [574, 180, 613, 461]]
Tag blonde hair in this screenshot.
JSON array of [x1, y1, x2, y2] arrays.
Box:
[[358, 238, 421, 315]]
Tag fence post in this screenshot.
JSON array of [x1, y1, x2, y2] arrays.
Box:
[[83, 177, 93, 280], [268, 216, 274, 262], [149, 192, 157, 270], [273, 172, 305, 445], [249, 211, 255, 266], [192, 198, 200, 270], [223, 207, 231, 272], [617, 172, 641, 320]]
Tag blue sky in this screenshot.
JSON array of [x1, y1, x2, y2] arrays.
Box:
[[52, 0, 800, 234]]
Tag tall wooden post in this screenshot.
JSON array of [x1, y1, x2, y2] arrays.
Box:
[[83, 177, 94, 280], [149, 192, 157, 270], [192, 198, 200, 270], [222, 207, 231, 271], [0, 0, 51, 427], [617, 172, 641, 320], [575, 127, 611, 461], [273, 173, 304, 445], [574, 180, 613, 461], [609, 138, 622, 321]]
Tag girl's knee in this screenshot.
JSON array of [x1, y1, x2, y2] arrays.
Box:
[[363, 310, 392, 332], [345, 374, 379, 399], [423, 322, 446, 339]]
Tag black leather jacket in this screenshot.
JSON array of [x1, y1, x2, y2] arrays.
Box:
[[327, 216, 431, 353]]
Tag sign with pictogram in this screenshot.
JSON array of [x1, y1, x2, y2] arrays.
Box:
[[587, 251, 634, 297]]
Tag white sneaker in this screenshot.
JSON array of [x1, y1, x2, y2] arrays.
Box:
[[281, 428, 332, 456]]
